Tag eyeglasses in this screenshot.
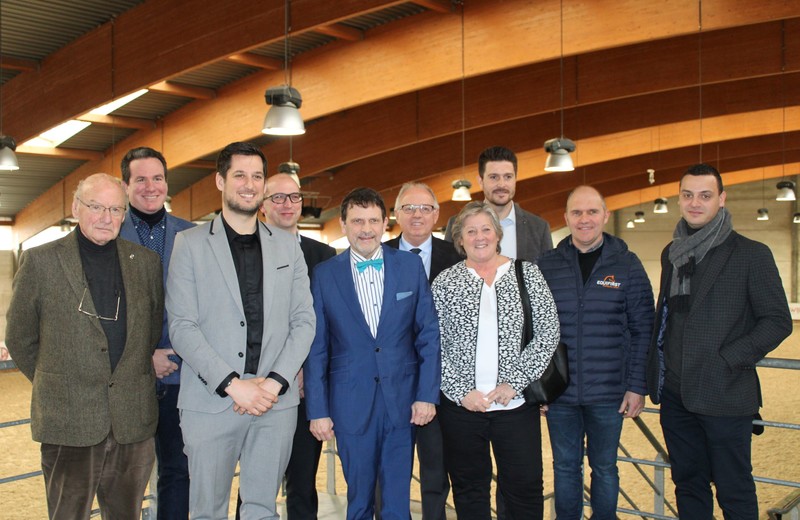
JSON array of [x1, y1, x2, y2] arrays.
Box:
[[76, 198, 126, 218], [78, 288, 120, 321], [399, 204, 436, 215], [267, 192, 303, 204]]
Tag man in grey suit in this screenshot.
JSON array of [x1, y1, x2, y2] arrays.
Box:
[[445, 145, 552, 261], [6, 173, 164, 519], [166, 142, 316, 519], [119, 146, 194, 520], [646, 163, 791, 519]]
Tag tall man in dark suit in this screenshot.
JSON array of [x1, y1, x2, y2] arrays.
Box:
[[384, 181, 460, 520], [6, 173, 164, 519], [119, 146, 194, 520], [446, 145, 552, 261], [646, 163, 792, 519], [234, 172, 336, 520], [166, 142, 316, 519], [305, 187, 441, 520]]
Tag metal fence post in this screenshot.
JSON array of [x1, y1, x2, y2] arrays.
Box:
[[654, 452, 665, 516]]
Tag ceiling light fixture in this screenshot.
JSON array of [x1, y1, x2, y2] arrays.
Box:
[[626, 220, 635, 229], [164, 196, 173, 213], [757, 208, 769, 221], [793, 213, 800, 224], [653, 198, 668, 214], [262, 0, 305, 136], [0, 9, 19, 172], [634, 211, 646, 223], [776, 181, 796, 202], [544, 0, 575, 172], [279, 160, 301, 187], [452, 180, 472, 201]]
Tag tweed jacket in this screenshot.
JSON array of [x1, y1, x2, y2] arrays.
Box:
[[120, 210, 195, 384], [384, 234, 462, 283], [646, 231, 792, 416], [445, 202, 553, 262], [5, 231, 163, 446], [431, 260, 560, 405]]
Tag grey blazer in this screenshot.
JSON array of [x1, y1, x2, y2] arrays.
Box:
[[5, 231, 163, 446], [646, 231, 792, 416], [166, 215, 316, 414], [444, 202, 552, 262]]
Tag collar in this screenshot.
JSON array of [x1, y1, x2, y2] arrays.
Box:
[[398, 234, 432, 254], [500, 204, 517, 225], [350, 246, 384, 265], [129, 205, 166, 228]]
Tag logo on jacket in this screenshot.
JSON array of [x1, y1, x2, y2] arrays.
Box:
[[596, 275, 621, 289]]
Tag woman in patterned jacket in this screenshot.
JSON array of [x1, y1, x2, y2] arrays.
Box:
[[432, 201, 560, 520]]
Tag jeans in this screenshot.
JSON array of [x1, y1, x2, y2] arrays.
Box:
[[154, 382, 190, 520], [546, 402, 623, 520], [659, 388, 757, 520]]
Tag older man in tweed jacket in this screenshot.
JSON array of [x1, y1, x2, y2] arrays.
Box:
[[646, 164, 791, 519]]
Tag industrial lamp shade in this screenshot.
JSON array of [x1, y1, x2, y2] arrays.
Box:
[[634, 211, 646, 223], [793, 213, 800, 224], [543, 137, 576, 172], [757, 208, 769, 221], [451, 180, 472, 201], [653, 198, 668, 214], [626, 220, 635, 229], [0, 136, 19, 171], [776, 181, 796, 201], [262, 85, 306, 136]]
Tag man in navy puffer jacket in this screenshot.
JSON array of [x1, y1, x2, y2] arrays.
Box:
[[537, 186, 654, 520]]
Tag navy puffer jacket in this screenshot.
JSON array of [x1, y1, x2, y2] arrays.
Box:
[[537, 233, 654, 405]]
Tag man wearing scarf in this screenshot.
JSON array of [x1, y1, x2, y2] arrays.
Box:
[[646, 163, 791, 519]]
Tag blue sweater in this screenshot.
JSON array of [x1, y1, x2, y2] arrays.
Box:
[[537, 233, 654, 405]]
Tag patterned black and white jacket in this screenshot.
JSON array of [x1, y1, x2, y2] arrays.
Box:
[[431, 260, 560, 406]]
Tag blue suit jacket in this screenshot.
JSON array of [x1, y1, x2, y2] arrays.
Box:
[[120, 211, 195, 384], [304, 245, 441, 435]]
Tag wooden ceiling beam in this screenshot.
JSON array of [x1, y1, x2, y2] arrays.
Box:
[[410, 0, 452, 14], [16, 146, 104, 162], [226, 53, 283, 70], [315, 23, 364, 41], [149, 81, 216, 100], [76, 113, 156, 130], [0, 54, 38, 72]]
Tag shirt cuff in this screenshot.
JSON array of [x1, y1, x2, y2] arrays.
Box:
[[216, 371, 240, 398], [267, 371, 289, 395]]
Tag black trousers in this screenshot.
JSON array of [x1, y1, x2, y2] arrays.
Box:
[[660, 388, 758, 519], [438, 395, 543, 520]]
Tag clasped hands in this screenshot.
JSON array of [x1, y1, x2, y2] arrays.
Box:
[[462, 383, 517, 412], [228, 377, 282, 416]]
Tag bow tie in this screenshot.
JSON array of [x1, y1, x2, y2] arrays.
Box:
[[356, 258, 384, 272]]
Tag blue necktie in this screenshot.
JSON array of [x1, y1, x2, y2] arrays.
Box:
[[356, 258, 384, 272]]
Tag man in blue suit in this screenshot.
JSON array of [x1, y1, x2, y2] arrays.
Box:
[[119, 147, 194, 519], [304, 187, 441, 520]]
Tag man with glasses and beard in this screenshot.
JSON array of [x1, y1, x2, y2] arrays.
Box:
[[166, 142, 316, 519]]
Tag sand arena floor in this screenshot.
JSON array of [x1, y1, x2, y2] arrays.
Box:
[[1, 331, 798, 519]]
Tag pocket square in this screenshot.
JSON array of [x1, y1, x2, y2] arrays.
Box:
[[396, 291, 413, 301]]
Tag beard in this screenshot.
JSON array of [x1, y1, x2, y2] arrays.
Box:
[[224, 192, 263, 216]]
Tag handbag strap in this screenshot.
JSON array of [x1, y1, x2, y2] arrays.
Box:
[[514, 259, 533, 351]]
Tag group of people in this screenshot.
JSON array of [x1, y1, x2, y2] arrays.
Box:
[[4, 141, 791, 520]]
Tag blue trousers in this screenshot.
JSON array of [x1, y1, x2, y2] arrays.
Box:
[[155, 382, 190, 520], [660, 388, 757, 519], [336, 387, 415, 520], [546, 402, 623, 520]]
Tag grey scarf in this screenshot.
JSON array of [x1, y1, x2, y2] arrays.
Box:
[[668, 207, 732, 312]]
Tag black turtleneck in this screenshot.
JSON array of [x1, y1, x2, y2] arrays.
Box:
[[130, 205, 166, 228], [76, 228, 128, 372]]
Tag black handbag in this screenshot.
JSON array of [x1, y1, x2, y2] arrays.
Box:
[[514, 259, 569, 405]]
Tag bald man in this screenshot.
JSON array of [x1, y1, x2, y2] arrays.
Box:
[[537, 186, 654, 520]]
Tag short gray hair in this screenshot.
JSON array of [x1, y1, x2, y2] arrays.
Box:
[[450, 201, 503, 257], [395, 182, 439, 213]]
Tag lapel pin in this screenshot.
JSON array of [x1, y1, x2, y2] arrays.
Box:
[[130, 254, 135, 259]]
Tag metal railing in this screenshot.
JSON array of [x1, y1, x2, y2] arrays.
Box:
[[2, 356, 799, 519]]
